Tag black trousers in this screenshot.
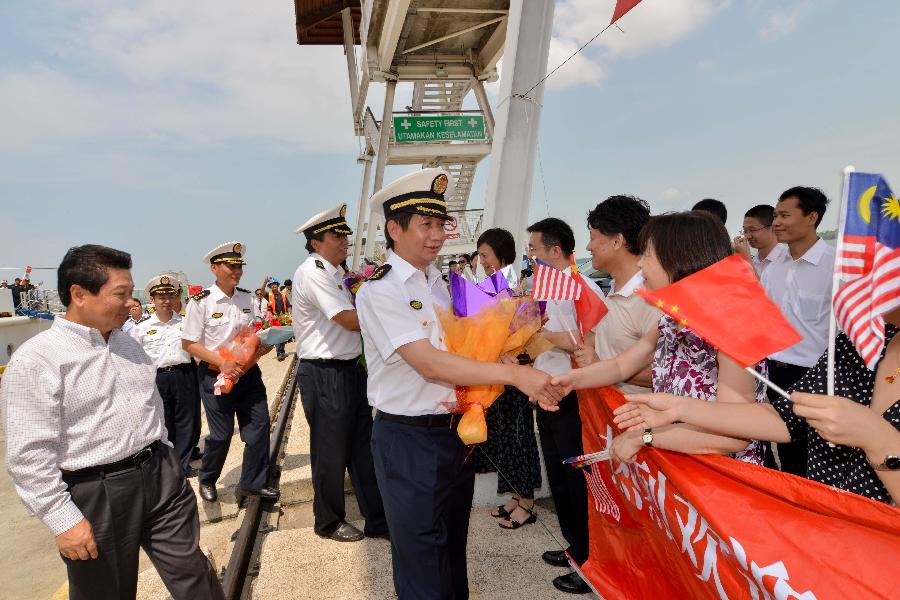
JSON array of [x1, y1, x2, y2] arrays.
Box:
[[197, 363, 270, 491], [372, 417, 476, 600], [297, 359, 386, 536], [156, 365, 200, 473], [536, 391, 589, 565], [61, 445, 223, 600], [765, 362, 810, 477]]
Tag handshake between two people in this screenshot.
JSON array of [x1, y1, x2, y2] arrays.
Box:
[[498, 352, 575, 410]]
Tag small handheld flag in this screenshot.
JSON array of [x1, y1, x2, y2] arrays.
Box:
[[570, 256, 608, 336], [833, 172, 900, 369], [637, 255, 802, 369], [531, 258, 581, 301]]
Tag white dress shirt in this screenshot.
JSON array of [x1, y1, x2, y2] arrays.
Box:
[[751, 242, 787, 278], [534, 267, 605, 377], [121, 317, 139, 334], [252, 295, 267, 320], [357, 252, 454, 416], [0, 317, 167, 535], [292, 253, 362, 360], [181, 284, 255, 350], [130, 312, 192, 368], [498, 264, 519, 289], [761, 238, 836, 367]]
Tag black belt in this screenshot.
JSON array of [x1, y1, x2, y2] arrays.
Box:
[[300, 356, 361, 367], [157, 363, 192, 373], [769, 359, 805, 370], [61, 441, 163, 478], [375, 410, 461, 429]]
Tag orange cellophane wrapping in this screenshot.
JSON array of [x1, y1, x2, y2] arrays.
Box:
[[435, 298, 548, 445], [215, 327, 262, 394]]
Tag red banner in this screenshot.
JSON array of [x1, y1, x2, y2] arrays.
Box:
[[578, 387, 900, 599]]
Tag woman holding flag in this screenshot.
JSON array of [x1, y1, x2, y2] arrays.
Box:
[[551, 211, 767, 465]]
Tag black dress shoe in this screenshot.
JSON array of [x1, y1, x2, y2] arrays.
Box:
[[321, 522, 364, 542], [184, 466, 199, 478], [236, 486, 280, 505], [191, 447, 204, 460], [542, 549, 570, 568], [199, 484, 218, 502], [553, 572, 591, 595]]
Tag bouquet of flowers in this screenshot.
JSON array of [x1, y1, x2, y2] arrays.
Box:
[[214, 327, 262, 395], [253, 310, 292, 331], [436, 272, 553, 445], [343, 260, 378, 306]]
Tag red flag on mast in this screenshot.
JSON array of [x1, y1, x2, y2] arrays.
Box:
[[611, 0, 644, 24], [637, 254, 801, 367]]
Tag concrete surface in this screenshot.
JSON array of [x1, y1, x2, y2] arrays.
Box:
[[252, 502, 574, 600]]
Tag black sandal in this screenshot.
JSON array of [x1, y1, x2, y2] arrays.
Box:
[[498, 505, 537, 530], [490, 497, 519, 518]]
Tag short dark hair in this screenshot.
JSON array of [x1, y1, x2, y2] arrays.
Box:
[[458, 255, 469, 263], [58, 244, 132, 306], [448, 260, 458, 266], [476, 228, 516, 267], [283, 279, 291, 286], [305, 231, 324, 254], [744, 204, 775, 227], [692, 199, 727, 225], [587, 195, 651, 255], [385, 212, 414, 250], [778, 186, 829, 227], [639, 211, 732, 283], [526, 218, 576, 257], [469, 251, 478, 261]]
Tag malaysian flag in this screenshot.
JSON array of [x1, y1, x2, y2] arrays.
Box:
[[531, 258, 581, 301], [833, 172, 900, 368]]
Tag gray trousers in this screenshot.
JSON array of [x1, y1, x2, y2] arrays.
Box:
[[61, 444, 224, 600]]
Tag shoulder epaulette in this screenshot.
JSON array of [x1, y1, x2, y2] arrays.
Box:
[[315, 259, 325, 270], [191, 289, 211, 302], [367, 264, 392, 281], [236, 287, 250, 293], [147, 306, 156, 313], [137, 315, 151, 324]]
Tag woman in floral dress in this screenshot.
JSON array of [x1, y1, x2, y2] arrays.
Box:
[[556, 211, 766, 465]]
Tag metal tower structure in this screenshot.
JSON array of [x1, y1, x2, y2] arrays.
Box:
[[293, 0, 553, 271]]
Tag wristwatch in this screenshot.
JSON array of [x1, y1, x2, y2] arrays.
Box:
[[870, 455, 900, 471], [642, 428, 654, 447]]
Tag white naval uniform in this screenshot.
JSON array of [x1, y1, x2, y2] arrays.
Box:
[[181, 284, 255, 350], [131, 312, 192, 368], [356, 252, 453, 417], [292, 253, 361, 360]]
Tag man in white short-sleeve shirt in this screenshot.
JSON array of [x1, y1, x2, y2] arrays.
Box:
[[356, 168, 563, 600], [291, 204, 387, 543]]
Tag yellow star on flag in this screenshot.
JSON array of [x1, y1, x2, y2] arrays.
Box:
[[655, 300, 664, 308], [679, 318, 688, 327], [670, 304, 680, 314]]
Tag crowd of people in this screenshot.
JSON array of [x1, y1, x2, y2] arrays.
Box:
[[1, 166, 898, 600]]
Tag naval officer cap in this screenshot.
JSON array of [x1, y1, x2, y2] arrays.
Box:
[[145, 274, 178, 296], [203, 241, 247, 265], [368, 167, 455, 220], [296, 203, 353, 239]]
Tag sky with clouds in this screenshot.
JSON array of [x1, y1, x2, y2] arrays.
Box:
[[2, 0, 899, 290]]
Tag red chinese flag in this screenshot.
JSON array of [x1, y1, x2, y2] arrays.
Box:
[[571, 256, 608, 336], [611, 0, 643, 24], [636, 254, 801, 367]]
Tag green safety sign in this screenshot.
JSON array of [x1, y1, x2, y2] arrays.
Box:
[[393, 115, 486, 143]]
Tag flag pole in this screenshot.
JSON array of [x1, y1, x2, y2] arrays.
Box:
[[827, 165, 854, 396], [744, 366, 791, 401]]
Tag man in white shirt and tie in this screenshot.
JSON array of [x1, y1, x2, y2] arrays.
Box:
[[0, 245, 223, 600], [356, 168, 564, 599], [291, 204, 388, 543], [761, 186, 835, 476]]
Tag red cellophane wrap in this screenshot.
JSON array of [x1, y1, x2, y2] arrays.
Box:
[[214, 327, 261, 395], [435, 298, 548, 444]]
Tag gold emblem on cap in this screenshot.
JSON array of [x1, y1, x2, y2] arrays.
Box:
[[340, 205, 347, 217], [233, 243, 242, 253], [432, 174, 448, 195], [160, 276, 170, 285]]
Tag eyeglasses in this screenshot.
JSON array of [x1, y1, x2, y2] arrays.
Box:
[[741, 226, 771, 235]]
